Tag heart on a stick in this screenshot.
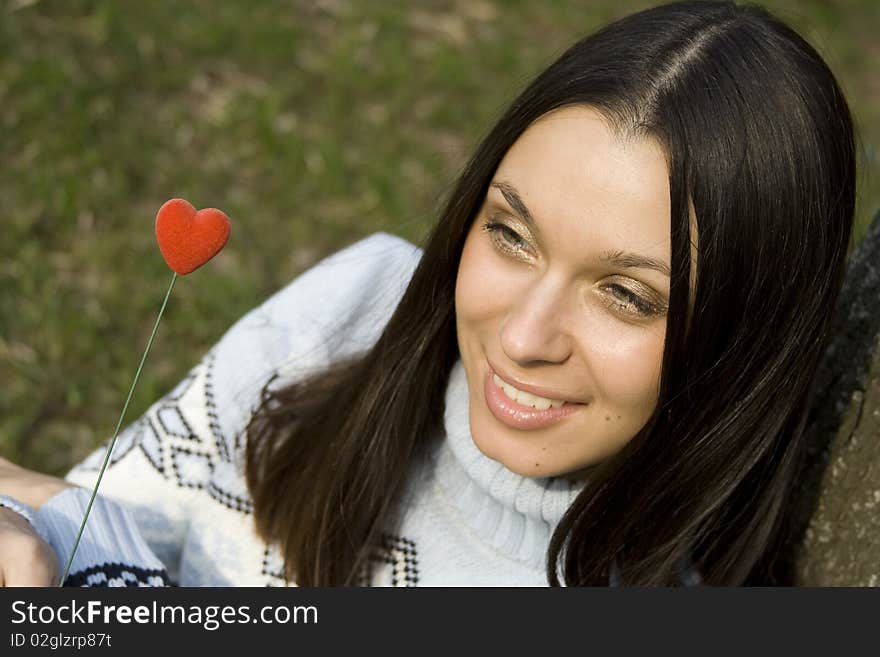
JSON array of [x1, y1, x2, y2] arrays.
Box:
[[155, 198, 231, 275]]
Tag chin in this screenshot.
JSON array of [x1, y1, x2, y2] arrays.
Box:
[[470, 427, 571, 479]]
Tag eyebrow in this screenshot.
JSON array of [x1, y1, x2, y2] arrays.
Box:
[[488, 180, 671, 277]]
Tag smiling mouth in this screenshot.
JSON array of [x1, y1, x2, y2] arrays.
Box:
[[483, 368, 584, 430], [487, 358, 586, 406], [492, 373, 568, 409]]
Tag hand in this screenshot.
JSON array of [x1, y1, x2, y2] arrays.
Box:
[[0, 457, 76, 509], [0, 507, 59, 586]]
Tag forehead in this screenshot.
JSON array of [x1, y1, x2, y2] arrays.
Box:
[[492, 105, 671, 264]]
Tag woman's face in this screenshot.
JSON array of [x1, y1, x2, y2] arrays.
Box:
[[455, 105, 672, 480]]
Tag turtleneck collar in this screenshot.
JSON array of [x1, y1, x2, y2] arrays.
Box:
[[432, 357, 585, 571]]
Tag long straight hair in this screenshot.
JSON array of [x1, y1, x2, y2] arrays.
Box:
[[245, 1, 856, 586]]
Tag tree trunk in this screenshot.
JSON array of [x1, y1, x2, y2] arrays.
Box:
[[767, 210, 880, 585], [795, 334, 880, 585]]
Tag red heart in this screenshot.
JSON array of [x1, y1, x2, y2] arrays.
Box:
[[155, 198, 231, 275]]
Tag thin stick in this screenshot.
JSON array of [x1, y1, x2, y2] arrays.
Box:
[[59, 271, 178, 586]]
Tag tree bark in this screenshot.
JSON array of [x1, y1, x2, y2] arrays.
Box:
[[767, 210, 880, 585], [795, 334, 880, 585]]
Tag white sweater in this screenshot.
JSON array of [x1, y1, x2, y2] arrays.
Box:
[[6, 232, 700, 586]]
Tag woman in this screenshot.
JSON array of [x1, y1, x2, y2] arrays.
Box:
[[0, 0, 856, 586]]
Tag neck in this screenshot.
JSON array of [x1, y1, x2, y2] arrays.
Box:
[[432, 357, 586, 570]]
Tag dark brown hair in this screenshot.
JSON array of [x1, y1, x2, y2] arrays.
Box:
[[245, 1, 856, 585]]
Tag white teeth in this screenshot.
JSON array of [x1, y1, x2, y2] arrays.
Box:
[[493, 374, 566, 409]]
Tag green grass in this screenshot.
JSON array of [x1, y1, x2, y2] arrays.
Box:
[[1, 0, 878, 475]]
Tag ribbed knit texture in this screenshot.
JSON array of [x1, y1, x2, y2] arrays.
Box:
[[40, 488, 170, 586], [397, 358, 584, 582]]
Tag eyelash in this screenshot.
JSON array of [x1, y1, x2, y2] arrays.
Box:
[[479, 217, 665, 320]]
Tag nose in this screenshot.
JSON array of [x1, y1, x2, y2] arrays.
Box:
[[500, 274, 573, 365]]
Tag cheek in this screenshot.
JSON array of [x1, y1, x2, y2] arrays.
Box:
[[455, 236, 518, 325], [588, 325, 665, 411]]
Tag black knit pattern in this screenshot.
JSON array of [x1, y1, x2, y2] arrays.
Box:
[[358, 533, 420, 587], [63, 563, 173, 587]]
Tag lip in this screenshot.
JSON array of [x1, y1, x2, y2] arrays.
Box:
[[487, 359, 585, 404], [483, 365, 585, 430]]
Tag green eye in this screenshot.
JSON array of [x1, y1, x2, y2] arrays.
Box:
[[481, 219, 529, 257], [604, 283, 663, 318], [610, 284, 651, 312]]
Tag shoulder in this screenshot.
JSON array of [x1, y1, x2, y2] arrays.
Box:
[[257, 231, 423, 334], [215, 231, 422, 376], [311, 230, 421, 269], [208, 232, 423, 458]]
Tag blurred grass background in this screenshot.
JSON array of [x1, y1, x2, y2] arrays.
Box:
[[1, 0, 877, 476]]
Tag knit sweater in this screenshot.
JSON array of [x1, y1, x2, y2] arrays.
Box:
[[5, 232, 701, 587]]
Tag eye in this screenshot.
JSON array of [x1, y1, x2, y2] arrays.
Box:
[[602, 283, 663, 319], [480, 218, 531, 259]]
